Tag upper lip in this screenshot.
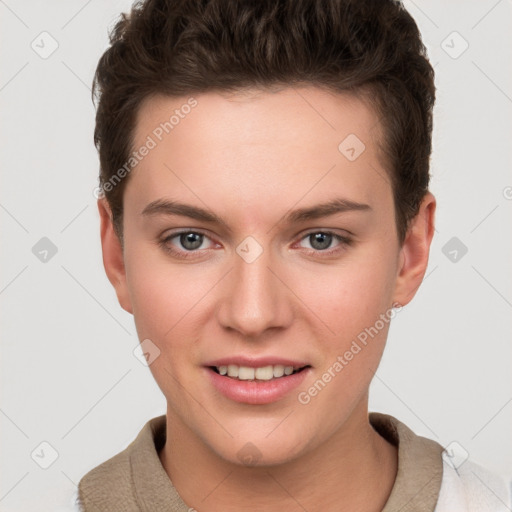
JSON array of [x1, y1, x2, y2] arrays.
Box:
[[204, 356, 310, 369]]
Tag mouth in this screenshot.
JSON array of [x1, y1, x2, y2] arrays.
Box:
[[209, 364, 311, 381], [205, 361, 312, 404]]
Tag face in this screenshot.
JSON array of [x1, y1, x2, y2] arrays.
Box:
[[100, 86, 434, 466]]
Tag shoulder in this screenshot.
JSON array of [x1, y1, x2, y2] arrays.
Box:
[[77, 434, 138, 510], [436, 455, 512, 512], [369, 412, 512, 512], [76, 415, 167, 511]]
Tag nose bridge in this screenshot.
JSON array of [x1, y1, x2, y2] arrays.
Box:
[[218, 236, 289, 337]]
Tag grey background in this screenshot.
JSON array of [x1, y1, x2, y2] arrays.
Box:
[[1, 0, 511, 510]]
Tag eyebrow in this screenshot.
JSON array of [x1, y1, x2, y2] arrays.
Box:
[[141, 197, 371, 227]]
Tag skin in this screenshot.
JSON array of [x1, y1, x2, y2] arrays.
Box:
[[99, 86, 436, 511]]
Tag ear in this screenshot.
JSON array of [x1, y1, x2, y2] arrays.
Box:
[[98, 198, 133, 314], [393, 192, 436, 307]]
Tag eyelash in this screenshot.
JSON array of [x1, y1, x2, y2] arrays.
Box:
[[158, 229, 353, 260]]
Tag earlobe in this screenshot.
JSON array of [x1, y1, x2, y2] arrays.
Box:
[[393, 192, 436, 307], [97, 198, 133, 314]]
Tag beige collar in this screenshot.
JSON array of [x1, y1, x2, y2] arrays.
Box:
[[370, 412, 444, 512], [78, 412, 444, 511]]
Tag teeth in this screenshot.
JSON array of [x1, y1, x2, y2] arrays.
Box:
[[216, 364, 301, 380], [273, 365, 285, 378], [255, 366, 273, 380], [238, 367, 255, 380], [227, 364, 239, 378]]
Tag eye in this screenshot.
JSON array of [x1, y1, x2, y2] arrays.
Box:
[[159, 230, 216, 259], [158, 229, 352, 260], [297, 230, 352, 255]]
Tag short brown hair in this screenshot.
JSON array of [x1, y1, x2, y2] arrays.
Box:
[[93, 0, 435, 244]]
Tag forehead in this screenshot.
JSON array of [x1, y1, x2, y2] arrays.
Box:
[[134, 86, 382, 150], [126, 86, 391, 219]]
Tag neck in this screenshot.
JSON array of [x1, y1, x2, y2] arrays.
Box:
[[159, 399, 398, 512]]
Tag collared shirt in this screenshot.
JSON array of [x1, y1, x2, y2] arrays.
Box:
[[74, 412, 511, 511]]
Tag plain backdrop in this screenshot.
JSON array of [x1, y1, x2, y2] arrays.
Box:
[[1, 0, 511, 510]]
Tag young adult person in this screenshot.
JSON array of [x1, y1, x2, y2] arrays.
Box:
[[75, 1, 512, 510]]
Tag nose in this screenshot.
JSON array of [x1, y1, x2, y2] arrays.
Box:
[[216, 243, 293, 339]]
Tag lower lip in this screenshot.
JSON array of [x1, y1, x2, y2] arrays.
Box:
[[205, 367, 311, 405]]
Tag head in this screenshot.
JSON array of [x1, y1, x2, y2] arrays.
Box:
[[95, 0, 436, 465]]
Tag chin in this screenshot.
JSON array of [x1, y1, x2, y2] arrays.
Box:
[[208, 429, 312, 468]]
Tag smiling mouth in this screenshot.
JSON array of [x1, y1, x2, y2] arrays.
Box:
[[209, 364, 310, 381]]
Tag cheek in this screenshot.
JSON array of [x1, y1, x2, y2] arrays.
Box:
[[295, 277, 394, 425], [125, 255, 206, 401], [124, 243, 223, 370], [291, 242, 398, 404], [299, 250, 397, 341], [124, 245, 189, 345]]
